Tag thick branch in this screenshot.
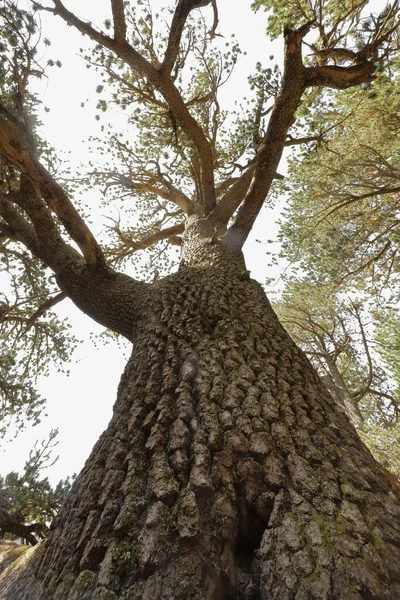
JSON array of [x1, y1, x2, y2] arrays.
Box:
[[305, 61, 376, 89], [225, 25, 310, 249], [207, 162, 255, 227], [111, 0, 126, 43], [0, 193, 47, 263], [0, 109, 105, 266], [55, 263, 149, 341], [162, 0, 212, 75], [49, 0, 216, 214], [0, 509, 39, 546]]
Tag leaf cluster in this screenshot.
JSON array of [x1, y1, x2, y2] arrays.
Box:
[[0, 429, 74, 543]]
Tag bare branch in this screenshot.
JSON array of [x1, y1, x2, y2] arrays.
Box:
[[22, 291, 67, 335], [284, 134, 322, 147], [114, 222, 185, 253], [208, 0, 219, 39], [351, 303, 374, 401], [101, 171, 194, 214]]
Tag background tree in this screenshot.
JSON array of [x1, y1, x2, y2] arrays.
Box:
[[1, 1, 400, 598], [0, 2, 76, 436], [273, 0, 400, 482], [278, 56, 400, 293], [0, 429, 73, 545], [273, 280, 400, 475]]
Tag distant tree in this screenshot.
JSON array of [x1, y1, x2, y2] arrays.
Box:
[[278, 57, 400, 293], [273, 279, 400, 475], [0, 430, 73, 545], [1, 1, 400, 598]]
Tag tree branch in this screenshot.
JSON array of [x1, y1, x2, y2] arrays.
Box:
[[284, 134, 322, 147], [111, 0, 126, 43], [305, 61, 376, 89], [48, 0, 216, 215], [351, 303, 374, 401], [102, 172, 194, 214], [0, 193, 47, 263], [225, 25, 311, 249], [207, 162, 255, 227], [0, 108, 105, 266], [161, 0, 212, 75], [23, 291, 67, 335], [114, 222, 185, 253]]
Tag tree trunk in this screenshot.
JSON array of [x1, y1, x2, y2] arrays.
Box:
[[319, 358, 365, 432], [1, 240, 400, 599]]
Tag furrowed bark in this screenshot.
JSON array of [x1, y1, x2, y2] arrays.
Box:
[[2, 233, 400, 599]]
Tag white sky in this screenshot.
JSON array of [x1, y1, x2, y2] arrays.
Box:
[[1, 0, 291, 484]]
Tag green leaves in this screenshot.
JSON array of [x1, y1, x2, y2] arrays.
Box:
[[0, 247, 77, 438], [0, 430, 74, 543], [279, 69, 400, 293]]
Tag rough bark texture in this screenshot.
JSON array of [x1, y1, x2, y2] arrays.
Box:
[[1, 237, 400, 599]]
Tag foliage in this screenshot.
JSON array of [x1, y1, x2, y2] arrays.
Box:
[[273, 278, 400, 474], [278, 65, 400, 294], [360, 422, 400, 478], [0, 429, 74, 544], [0, 0, 77, 436], [79, 2, 280, 276], [273, 22, 400, 473], [275, 280, 399, 416]]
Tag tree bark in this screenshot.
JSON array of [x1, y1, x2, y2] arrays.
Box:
[[319, 358, 365, 432], [1, 236, 400, 599]]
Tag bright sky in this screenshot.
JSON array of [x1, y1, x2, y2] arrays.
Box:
[[1, 0, 287, 485]]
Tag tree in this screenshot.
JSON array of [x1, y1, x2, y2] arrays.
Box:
[[0, 429, 73, 545], [271, 16, 400, 482], [1, 0, 400, 598], [278, 56, 400, 294], [273, 280, 400, 475]]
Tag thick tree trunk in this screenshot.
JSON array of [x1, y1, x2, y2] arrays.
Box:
[[1, 240, 400, 599]]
